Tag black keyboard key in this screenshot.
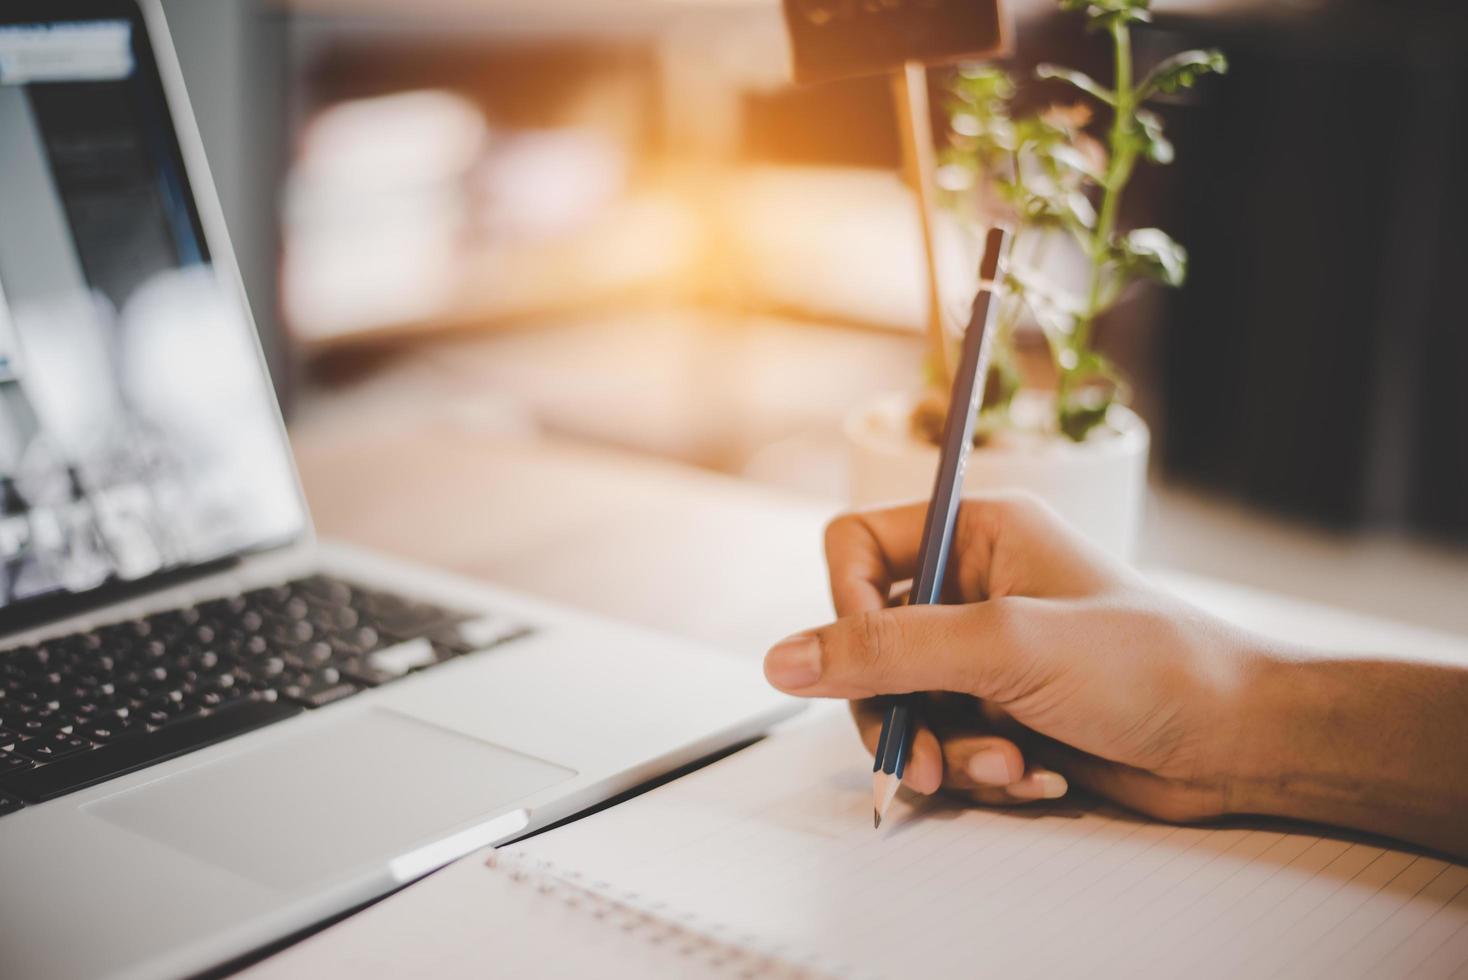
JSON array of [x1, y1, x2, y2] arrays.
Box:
[[362, 597, 462, 638], [95, 620, 151, 650], [17, 732, 91, 764], [310, 605, 359, 632], [147, 606, 201, 632], [243, 584, 293, 609], [288, 681, 360, 709], [223, 634, 270, 659], [139, 697, 194, 729], [286, 641, 333, 670], [296, 575, 352, 606], [57, 691, 103, 713], [186, 649, 222, 673], [362, 638, 440, 677], [347, 627, 382, 652], [5, 712, 64, 739], [76, 718, 138, 743], [234, 656, 286, 683], [335, 657, 396, 687], [0, 750, 32, 775], [2, 645, 43, 669], [0, 794, 22, 816], [0, 699, 303, 803], [280, 667, 360, 709]]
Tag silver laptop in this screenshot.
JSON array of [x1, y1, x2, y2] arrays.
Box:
[[0, 5, 796, 978]]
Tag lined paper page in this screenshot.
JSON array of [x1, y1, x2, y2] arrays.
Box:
[[242, 848, 824, 980], [509, 712, 1468, 980]]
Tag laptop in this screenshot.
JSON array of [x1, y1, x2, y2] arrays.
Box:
[[0, 4, 797, 978]]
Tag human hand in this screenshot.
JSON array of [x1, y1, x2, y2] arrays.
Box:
[[762, 494, 1269, 822]]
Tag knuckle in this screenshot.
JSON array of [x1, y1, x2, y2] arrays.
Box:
[[969, 490, 1043, 528], [983, 594, 1024, 637], [854, 611, 887, 670], [963, 597, 1035, 698], [822, 512, 860, 555], [850, 611, 900, 684]]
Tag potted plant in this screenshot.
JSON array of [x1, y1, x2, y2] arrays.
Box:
[[845, 0, 1226, 559]]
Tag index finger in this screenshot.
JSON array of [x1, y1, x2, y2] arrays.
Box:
[[823, 503, 931, 618]]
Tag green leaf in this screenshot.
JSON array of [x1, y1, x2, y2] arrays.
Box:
[[1062, 190, 1098, 229], [1138, 49, 1228, 101], [979, 357, 1022, 417], [1058, 0, 1152, 31], [1135, 108, 1173, 164], [950, 65, 1015, 114], [1058, 387, 1115, 441], [945, 66, 1017, 168], [1056, 351, 1127, 442], [1046, 143, 1106, 182], [1095, 9, 1151, 30], [1005, 178, 1096, 232], [1036, 64, 1115, 105], [1012, 114, 1063, 148], [1059, 0, 1150, 13], [950, 112, 984, 138], [1114, 227, 1187, 287]]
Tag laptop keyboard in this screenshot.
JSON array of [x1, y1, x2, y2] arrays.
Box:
[[0, 574, 531, 813]]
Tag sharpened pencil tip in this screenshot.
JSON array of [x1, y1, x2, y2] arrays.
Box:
[[873, 770, 901, 831]]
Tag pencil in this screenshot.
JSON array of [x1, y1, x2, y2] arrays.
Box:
[[873, 225, 1009, 830]]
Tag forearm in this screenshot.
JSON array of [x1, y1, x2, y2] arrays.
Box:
[[1228, 652, 1468, 860]]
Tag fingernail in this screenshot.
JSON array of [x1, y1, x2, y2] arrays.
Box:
[[967, 748, 1016, 786], [763, 634, 822, 689], [1010, 771, 1068, 801]]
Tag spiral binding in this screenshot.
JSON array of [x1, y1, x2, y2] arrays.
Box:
[[486, 850, 869, 980]]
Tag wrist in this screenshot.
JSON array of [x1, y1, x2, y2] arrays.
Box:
[[1211, 639, 1311, 820], [1190, 632, 1468, 858], [1219, 648, 1449, 828]]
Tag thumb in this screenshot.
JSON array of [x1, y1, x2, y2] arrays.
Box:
[[763, 600, 1039, 701]]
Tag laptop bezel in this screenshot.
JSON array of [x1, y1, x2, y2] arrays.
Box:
[[0, 0, 316, 638]]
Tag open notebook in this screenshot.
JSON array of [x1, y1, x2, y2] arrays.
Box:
[[247, 712, 1468, 979]]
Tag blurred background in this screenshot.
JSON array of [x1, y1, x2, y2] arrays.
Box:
[[161, 0, 1468, 635]]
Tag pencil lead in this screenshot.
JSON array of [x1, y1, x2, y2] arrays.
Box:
[[874, 809, 881, 829]]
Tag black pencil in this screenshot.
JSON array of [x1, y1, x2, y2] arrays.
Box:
[[873, 225, 1009, 829]]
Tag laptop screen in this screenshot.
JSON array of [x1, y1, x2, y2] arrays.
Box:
[[0, 4, 306, 625]]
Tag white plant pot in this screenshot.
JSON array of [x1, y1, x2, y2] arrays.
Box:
[[844, 391, 1150, 561]]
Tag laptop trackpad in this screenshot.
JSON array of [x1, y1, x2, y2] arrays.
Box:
[[87, 708, 576, 890]]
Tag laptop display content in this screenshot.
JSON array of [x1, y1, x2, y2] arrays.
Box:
[[0, 10, 306, 628]]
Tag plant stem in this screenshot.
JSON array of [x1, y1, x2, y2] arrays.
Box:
[[1075, 19, 1135, 358]]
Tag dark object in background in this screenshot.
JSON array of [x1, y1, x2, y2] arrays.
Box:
[[1160, 4, 1468, 541], [743, 73, 901, 168], [783, 0, 1008, 85]]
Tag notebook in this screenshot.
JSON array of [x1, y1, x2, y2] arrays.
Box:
[[246, 711, 1468, 980]]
